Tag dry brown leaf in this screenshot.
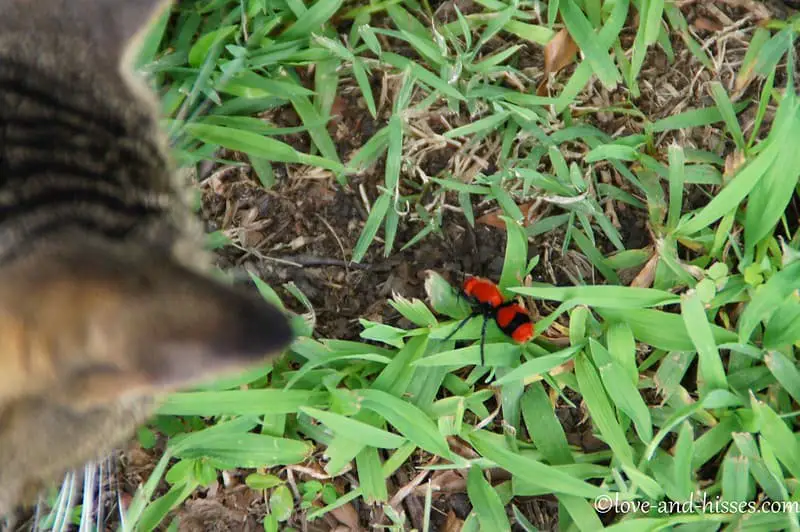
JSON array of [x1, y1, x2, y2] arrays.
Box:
[[676, 237, 707, 253], [475, 210, 506, 229], [549, 359, 575, 377], [523, 359, 574, 385], [724, 151, 746, 179], [536, 78, 550, 97], [447, 436, 480, 460], [630, 252, 659, 288], [476, 202, 536, 229], [412, 470, 467, 496], [432, 470, 468, 492], [723, 0, 771, 20], [537, 28, 579, 96], [734, 63, 757, 93], [330, 502, 361, 530], [288, 235, 307, 250], [544, 28, 579, 76], [443, 510, 464, 532], [693, 16, 723, 32], [331, 95, 347, 118]]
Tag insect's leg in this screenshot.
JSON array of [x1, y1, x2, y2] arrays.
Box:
[[480, 313, 490, 366], [441, 312, 479, 343]]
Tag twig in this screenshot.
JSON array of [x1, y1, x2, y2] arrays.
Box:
[[278, 255, 373, 270], [315, 213, 350, 276]]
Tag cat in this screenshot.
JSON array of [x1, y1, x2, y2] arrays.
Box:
[[0, 0, 294, 518]]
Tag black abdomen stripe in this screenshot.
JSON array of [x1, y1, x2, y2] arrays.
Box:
[[498, 312, 531, 337]]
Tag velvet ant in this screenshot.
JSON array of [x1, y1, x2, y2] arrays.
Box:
[[441, 276, 533, 366]]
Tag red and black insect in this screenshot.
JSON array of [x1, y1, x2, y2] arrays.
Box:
[[442, 276, 533, 366]]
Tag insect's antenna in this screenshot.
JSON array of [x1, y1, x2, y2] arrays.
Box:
[[479, 313, 490, 366]]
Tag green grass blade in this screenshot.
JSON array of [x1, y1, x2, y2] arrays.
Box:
[[351, 192, 391, 263], [672, 421, 695, 500], [467, 467, 512, 532], [301, 407, 407, 448], [744, 94, 800, 249], [158, 390, 327, 416], [280, 0, 344, 40], [356, 446, 389, 503], [677, 96, 797, 236], [493, 345, 582, 385], [753, 395, 800, 482], [513, 285, 679, 308], [667, 144, 686, 231], [709, 81, 745, 150], [605, 321, 638, 385], [681, 291, 728, 392], [184, 123, 344, 172], [764, 350, 800, 405], [469, 430, 607, 498], [521, 383, 574, 465], [598, 306, 736, 352], [590, 339, 653, 443], [574, 353, 634, 467], [382, 53, 466, 101], [559, 0, 621, 88], [357, 389, 452, 457], [738, 260, 800, 342]]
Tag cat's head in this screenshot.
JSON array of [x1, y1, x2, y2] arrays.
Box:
[[0, 236, 295, 407], [0, 235, 294, 517], [0, 0, 296, 518]]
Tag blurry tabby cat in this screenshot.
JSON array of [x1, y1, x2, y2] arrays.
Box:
[[0, 0, 293, 518]]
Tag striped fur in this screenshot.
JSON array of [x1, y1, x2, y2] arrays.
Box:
[[0, 0, 294, 518]]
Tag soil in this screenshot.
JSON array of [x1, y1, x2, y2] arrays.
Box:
[[111, 1, 800, 531]]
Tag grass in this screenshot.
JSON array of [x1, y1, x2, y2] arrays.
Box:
[[41, 0, 800, 530]]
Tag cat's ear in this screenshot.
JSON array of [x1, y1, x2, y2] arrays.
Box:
[[0, 240, 294, 408], [0, 0, 172, 60], [70, 0, 173, 59]]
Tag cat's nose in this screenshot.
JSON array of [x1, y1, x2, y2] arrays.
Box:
[[225, 292, 295, 360]]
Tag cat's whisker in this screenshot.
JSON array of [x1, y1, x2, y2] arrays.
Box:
[[78, 461, 98, 532], [51, 471, 77, 532]]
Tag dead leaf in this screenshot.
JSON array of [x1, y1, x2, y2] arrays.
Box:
[[536, 78, 550, 97], [693, 16, 723, 32], [241, 228, 264, 248], [432, 469, 468, 492], [523, 359, 574, 385], [544, 28, 579, 77], [476, 202, 536, 229], [412, 470, 467, 496], [331, 95, 347, 118], [549, 359, 575, 377], [537, 28, 579, 96], [327, 95, 347, 135], [288, 235, 307, 250], [676, 237, 707, 253], [443, 510, 464, 532], [476, 210, 506, 229], [724, 151, 746, 180], [330, 502, 361, 530], [734, 62, 756, 93], [630, 252, 659, 288], [729, 0, 771, 21], [447, 436, 480, 460]]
